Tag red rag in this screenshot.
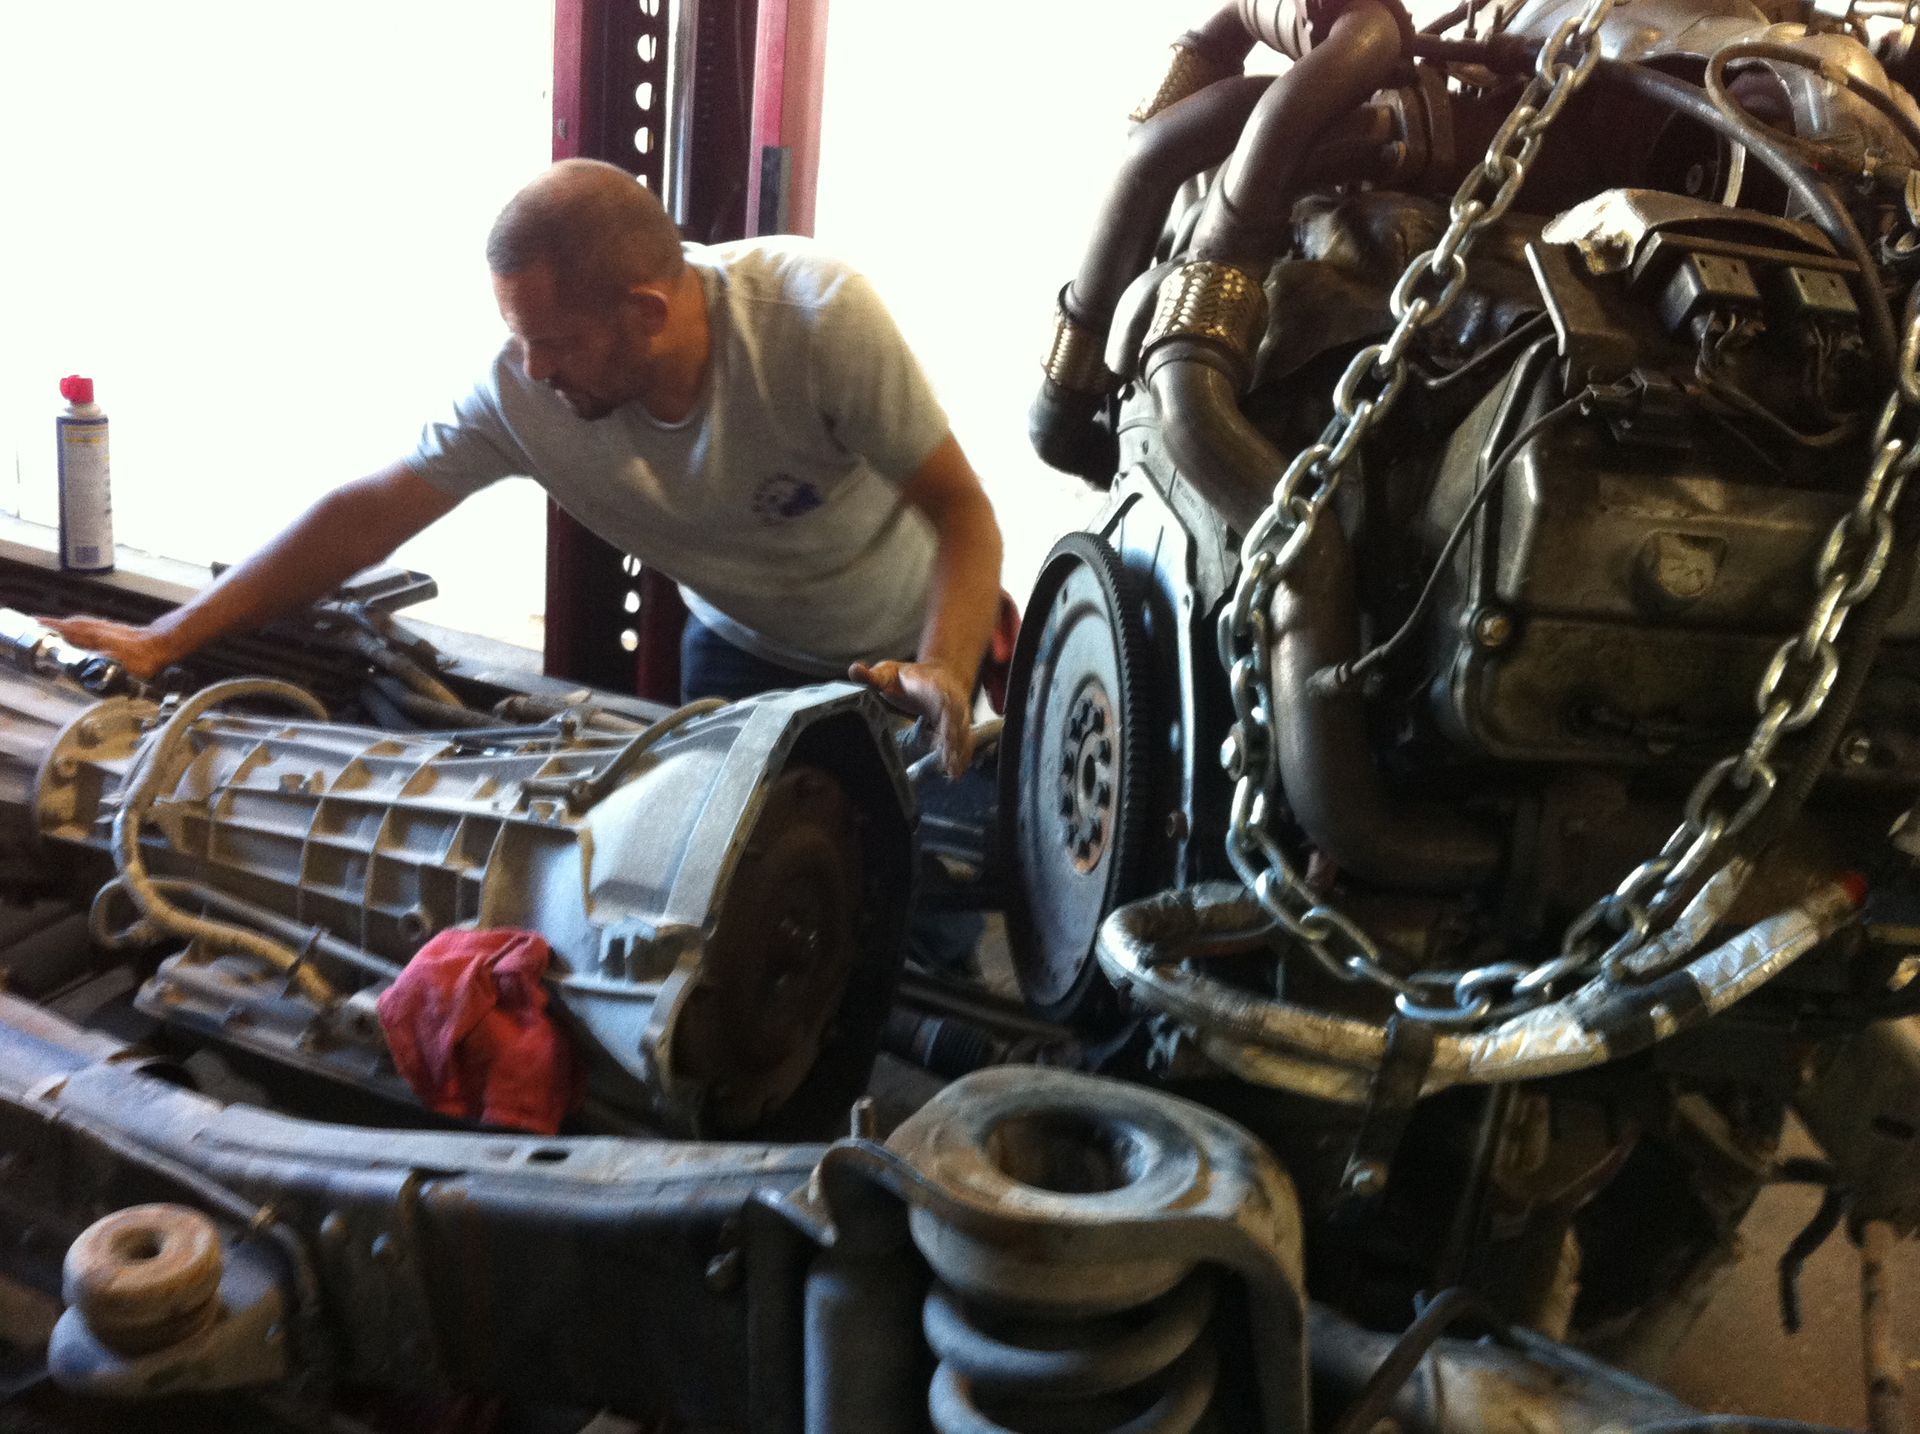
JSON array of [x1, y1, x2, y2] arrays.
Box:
[[376, 928, 577, 1134]]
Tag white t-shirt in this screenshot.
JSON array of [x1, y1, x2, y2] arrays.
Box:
[[410, 238, 950, 674]]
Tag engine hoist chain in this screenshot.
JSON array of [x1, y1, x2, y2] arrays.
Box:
[[1217, 0, 1911, 1026], [1547, 379, 1917, 998]]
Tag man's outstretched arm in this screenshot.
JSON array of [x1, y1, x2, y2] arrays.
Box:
[[851, 433, 1004, 778], [48, 461, 466, 679]]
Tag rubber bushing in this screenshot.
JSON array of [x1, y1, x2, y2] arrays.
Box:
[[62, 1203, 224, 1354]]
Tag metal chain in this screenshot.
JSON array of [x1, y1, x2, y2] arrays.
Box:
[[1554, 392, 1916, 995], [1216, 0, 1912, 1026]]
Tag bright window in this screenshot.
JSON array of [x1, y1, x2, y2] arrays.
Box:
[[0, 2, 554, 647], [813, 1, 1244, 601], [814, 1, 1448, 601]]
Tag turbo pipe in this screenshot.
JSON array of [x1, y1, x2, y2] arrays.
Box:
[[1143, 350, 1283, 527], [1135, 1, 1411, 542], [1042, 1, 1407, 480], [1034, 97, 1406, 480], [1271, 517, 1501, 890], [1031, 75, 1273, 480], [1191, 4, 1263, 67], [1069, 76, 1275, 336], [1027, 372, 1115, 484], [1029, 1, 1260, 482], [1137, 5, 1263, 127], [1191, 0, 1410, 265]]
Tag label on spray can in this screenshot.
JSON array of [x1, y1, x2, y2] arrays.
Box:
[[56, 375, 113, 573]]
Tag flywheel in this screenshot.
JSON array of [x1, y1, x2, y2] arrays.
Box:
[[1000, 531, 1156, 1023]]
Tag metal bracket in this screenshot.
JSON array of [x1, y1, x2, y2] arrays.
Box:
[[1338, 1017, 1438, 1204]]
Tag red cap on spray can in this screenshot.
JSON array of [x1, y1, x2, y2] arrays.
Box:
[[59, 376, 95, 405]]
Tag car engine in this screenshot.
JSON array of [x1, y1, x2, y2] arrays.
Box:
[[1009, 0, 1920, 1376], [1, 0, 1917, 1428]]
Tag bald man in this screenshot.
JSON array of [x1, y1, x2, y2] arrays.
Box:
[[52, 159, 1004, 776]]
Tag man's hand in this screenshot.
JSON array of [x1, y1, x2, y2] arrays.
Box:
[[850, 658, 975, 779], [41, 617, 176, 681]]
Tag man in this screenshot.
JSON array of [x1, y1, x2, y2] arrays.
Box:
[[50, 159, 1003, 776]]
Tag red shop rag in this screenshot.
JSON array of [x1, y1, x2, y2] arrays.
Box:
[[376, 928, 579, 1135]]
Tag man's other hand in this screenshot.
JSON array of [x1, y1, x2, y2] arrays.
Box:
[[849, 658, 974, 779], [42, 617, 173, 681]]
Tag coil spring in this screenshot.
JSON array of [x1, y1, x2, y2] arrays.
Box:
[[923, 1266, 1220, 1434]]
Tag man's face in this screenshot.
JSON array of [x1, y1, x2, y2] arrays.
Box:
[[492, 263, 646, 420]]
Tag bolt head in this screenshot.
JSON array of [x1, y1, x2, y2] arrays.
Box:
[[1343, 1160, 1388, 1196], [1472, 609, 1516, 650]]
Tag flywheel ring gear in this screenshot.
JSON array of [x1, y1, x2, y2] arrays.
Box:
[[1001, 531, 1157, 1024]]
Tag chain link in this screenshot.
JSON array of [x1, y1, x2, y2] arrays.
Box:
[[1216, 0, 1913, 1026]]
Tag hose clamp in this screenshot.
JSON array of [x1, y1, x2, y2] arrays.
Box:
[[1130, 43, 1238, 124], [1141, 261, 1269, 376], [1044, 301, 1118, 394]]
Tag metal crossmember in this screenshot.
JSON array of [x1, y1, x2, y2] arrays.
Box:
[[1217, 0, 1915, 1025]]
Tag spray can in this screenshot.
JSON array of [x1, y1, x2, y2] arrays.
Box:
[[55, 375, 113, 573]]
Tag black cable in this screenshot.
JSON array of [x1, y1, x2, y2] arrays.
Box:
[[1705, 410, 1787, 474], [1708, 40, 1920, 164], [1594, 59, 1900, 384], [1418, 312, 1553, 394], [1694, 322, 1864, 450], [1777, 1182, 1851, 1334], [1329, 1288, 1489, 1434], [1340, 390, 1590, 687], [1695, 369, 1861, 448], [1771, 1156, 1842, 1186]]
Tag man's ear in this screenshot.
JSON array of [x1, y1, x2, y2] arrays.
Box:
[[625, 284, 671, 336]]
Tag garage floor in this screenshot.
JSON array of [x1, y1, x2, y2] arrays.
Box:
[[1662, 1125, 1919, 1429]]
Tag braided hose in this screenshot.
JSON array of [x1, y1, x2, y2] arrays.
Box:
[[107, 679, 335, 1004]]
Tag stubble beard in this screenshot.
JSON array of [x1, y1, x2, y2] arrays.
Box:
[[552, 385, 617, 421]]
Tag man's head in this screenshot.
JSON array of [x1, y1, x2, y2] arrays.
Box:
[[486, 159, 700, 420]]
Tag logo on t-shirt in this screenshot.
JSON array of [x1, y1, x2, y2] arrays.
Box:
[[751, 472, 826, 525]]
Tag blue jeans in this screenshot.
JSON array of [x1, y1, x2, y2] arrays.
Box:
[[680, 615, 822, 703]]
